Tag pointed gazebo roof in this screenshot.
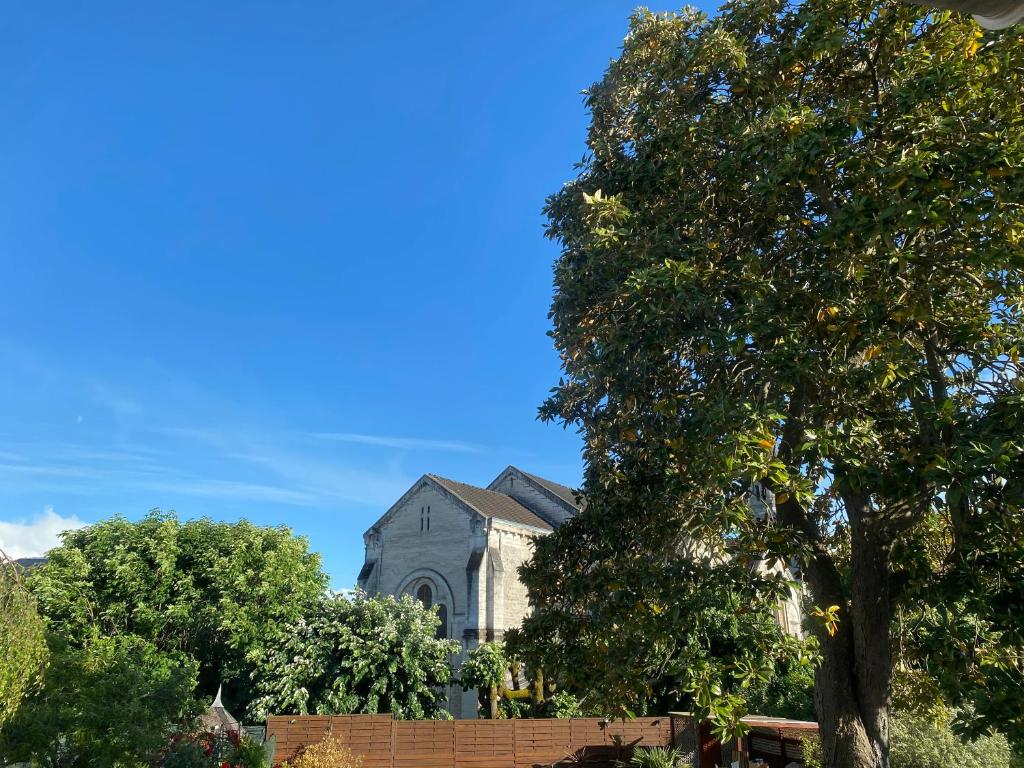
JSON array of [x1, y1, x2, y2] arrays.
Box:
[[198, 685, 239, 733]]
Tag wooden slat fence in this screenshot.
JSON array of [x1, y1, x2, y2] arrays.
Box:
[[394, 719, 455, 768], [266, 715, 675, 768]]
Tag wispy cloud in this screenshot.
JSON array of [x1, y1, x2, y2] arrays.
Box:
[[310, 432, 481, 454], [0, 506, 86, 560], [133, 478, 319, 506], [0, 351, 426, 516]]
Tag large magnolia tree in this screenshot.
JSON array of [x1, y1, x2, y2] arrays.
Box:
[[537, 3, 1023, 768]]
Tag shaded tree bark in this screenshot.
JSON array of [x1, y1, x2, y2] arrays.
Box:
[[807, 488, 892, 768], [774, 400, 892, 768]]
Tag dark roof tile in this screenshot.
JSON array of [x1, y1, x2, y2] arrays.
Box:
[[428, 474, 554, 531], [521, 470, 584, 511]]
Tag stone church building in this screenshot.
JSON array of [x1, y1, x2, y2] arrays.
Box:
[[357, 465, 580, 717], [358, 465, 803, 718]]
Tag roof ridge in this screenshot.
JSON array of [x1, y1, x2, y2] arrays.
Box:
[[429, 472, 524, 496], [509, 467, 583, 509], [523, 469, 577, 494]]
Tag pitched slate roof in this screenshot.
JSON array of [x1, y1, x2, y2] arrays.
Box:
[[427, 474, 554, 531], [520, 470, 584, 510]]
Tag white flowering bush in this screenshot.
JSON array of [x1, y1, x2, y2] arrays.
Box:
[[248, 591, 459, 720]]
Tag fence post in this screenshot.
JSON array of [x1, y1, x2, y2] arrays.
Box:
[[389, 716, 395, 768]]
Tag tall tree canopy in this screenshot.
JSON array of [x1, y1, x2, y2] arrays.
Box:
[[248, 592, 460, 721], [28, 512, 328, 714], [537, 3, 1023, 768]]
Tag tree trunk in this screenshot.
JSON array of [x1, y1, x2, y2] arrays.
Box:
[[806, 489, 892, 768], [813, 620, 890, 768], [532, 668, 544, 715]]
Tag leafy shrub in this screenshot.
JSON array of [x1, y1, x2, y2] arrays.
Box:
[[497, 696, 531, 719], [250, 592, 459, 721], [889, 712, 1011, 768], [231, 733, 272, 768], [156, 730, 271, 768], [0, 555, 47, 730], [543, 691, 583, 719], [797, 714, 1013, 768], [282, 736, 362, 768], [158, 732, 217, 768], [620, 746, 684, 768], [1, 634, 199, 768], [799, 735, 823, 768], [743, 660, 816, 721]]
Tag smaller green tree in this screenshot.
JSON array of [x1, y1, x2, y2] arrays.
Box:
[[460, 642, 509, 719], [0, 633, 199, 768], [0, 552, 47, 730], [28, 511, 329, 714], [248, 592, 459, 721], [513, 512, 814, 727], [461, 641, 586, 719]]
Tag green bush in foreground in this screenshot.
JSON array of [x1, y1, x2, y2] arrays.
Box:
[[889, 713, 1012, 768], [802, 713, 1014, 768], [0, 554, 47, 730], [0, 633, 198, 768], [621, 746, 685, 768]]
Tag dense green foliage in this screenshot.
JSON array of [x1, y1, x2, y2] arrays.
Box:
[[0, 634, 199, 768], [460, 641, 589, 719], [804, 713, 1015, 768], [249, 591, 459, 721], [159, 736, 219, 768], [888, 713, 1012, 768], [157, 730, 271, 768], [515, 543, 812, 721], [28, 511, 328, 712], [543, 691, 585, 719], [460, 642, 509, 692], [536, 1, 1024, 766], [0, 554, 47, 730], [743, 657, 817, 721]]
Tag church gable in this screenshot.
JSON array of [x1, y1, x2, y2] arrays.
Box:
[[487, 466, 580, 528], [363, 475, 480, 542], [359, 476, 483, 596]]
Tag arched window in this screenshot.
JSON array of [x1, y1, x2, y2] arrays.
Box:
[[436, 603, 448, 639], [416, 583, 432, 609]]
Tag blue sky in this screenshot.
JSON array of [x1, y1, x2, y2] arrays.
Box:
[[0, 1, 697, 588]]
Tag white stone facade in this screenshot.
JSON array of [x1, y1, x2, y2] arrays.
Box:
[[358, 467, 576, 718]]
